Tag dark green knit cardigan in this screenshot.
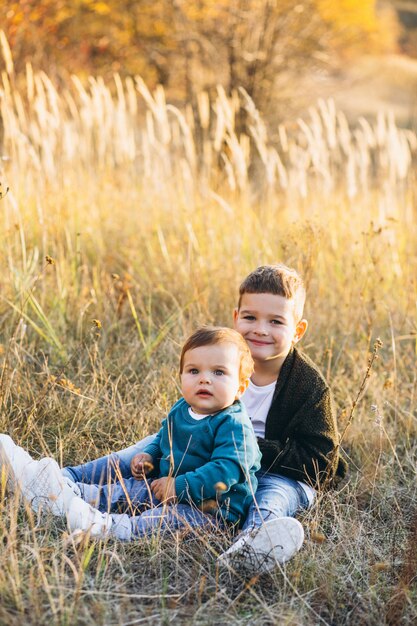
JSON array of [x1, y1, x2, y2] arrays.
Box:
[[258, 347, 348, 488]]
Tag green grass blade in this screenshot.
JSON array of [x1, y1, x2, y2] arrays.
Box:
[[126, 288, 147, 352], [5, 298, 66, 357]]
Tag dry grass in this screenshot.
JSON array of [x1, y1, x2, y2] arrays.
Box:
[[1, 43, 417, 625]]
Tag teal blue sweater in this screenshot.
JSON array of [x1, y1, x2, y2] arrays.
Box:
[[143, 398, 261, 524]]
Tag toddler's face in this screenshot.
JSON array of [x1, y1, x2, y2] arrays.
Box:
[[181, 343, 244, 415]]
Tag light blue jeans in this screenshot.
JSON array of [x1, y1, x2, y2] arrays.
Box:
[[64, 436, 224, 537], [76, 476, 222, 538], [63, 435, 313, 534], [62, 435, 156, 485], [242, 471, 310, 531]]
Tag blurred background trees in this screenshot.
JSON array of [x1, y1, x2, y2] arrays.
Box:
[[0, 2, 399, 82]]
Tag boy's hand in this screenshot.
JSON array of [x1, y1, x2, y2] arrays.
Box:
[[151, 476, 176, 503], [131, 453, 154, 480]]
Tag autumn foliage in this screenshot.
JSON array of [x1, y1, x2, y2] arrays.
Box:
[[1, 0, 396, 105]]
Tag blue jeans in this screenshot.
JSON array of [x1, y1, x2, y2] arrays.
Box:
[[242, 471, 311, 531], [77, 476, 221, 538], [62, 435, 156, 484], [63, 436, 314, 532]]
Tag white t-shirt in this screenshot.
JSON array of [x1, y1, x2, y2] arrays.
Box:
[[241, 379, 276, 438], [188, 407, 209, 421], [241, 380, 316, 505]]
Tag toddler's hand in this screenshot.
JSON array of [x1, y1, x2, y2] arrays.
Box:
[[151, 476, 176, 503], [131, 453, 154, 480]]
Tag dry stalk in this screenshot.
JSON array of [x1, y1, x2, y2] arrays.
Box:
[[323, 338, 383, 489], [338, 338, 383, 447]]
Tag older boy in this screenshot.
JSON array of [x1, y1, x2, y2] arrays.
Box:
[[62, 264, 346, 571], [217, 265, 347, 570], [0, 327, 262, 541]]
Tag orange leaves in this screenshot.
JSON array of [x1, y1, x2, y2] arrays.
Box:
[[1, 0, 396, 92], [49, 375, 81, 395], [317, 0, 379, 32], [93, 2, 111, 16]]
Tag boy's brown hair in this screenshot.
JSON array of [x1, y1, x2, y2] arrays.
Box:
[[238, 264, 306, 321], [180, 326, 254, 384]]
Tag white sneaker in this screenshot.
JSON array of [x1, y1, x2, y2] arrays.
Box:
[[0, 434, 79, 516], [0, 434, 36, 492], [25, 457, 81, 515], [66, 497, 113, 538], [218, 517, 304, 574]]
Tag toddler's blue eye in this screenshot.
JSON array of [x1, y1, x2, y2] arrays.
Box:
[[214, 370, 225, 376], [189, 368, 199, 374]]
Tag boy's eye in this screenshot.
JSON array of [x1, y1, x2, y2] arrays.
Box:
[[243, 315, 255, 321], [214, 369, 225, 376], [271, 319, 283, 325]]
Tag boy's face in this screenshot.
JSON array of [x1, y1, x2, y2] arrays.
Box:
[[233, 292, 307, 367], [181, 343, 247, 415]]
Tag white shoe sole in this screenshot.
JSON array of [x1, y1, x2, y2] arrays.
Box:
[[218, 517, 304, 574]]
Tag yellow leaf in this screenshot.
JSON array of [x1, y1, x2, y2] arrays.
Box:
[[92, 2, 111, 16]]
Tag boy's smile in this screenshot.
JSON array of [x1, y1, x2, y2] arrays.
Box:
[[247, 338, 274, 347], [233, 292, 307, 371], [181, 343, 246, 415]]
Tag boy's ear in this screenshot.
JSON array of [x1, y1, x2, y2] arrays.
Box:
[[236, 377, 250, 399], [293, 318, 308, 344], [232, 307, 239, 327]]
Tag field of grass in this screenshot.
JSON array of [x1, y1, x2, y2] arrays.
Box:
[[1, 40, 417, 625]]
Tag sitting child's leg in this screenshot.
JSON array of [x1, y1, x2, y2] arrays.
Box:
[[78, 476, 158, 514], [0, 434, 81, 516], [131, 504, 222, 537], [241, 472, 313, 531], [62, 434, 157, 484], [68, 502, 223, 541], [218, 472, 313, 573], [0, 435, 153, 521]]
